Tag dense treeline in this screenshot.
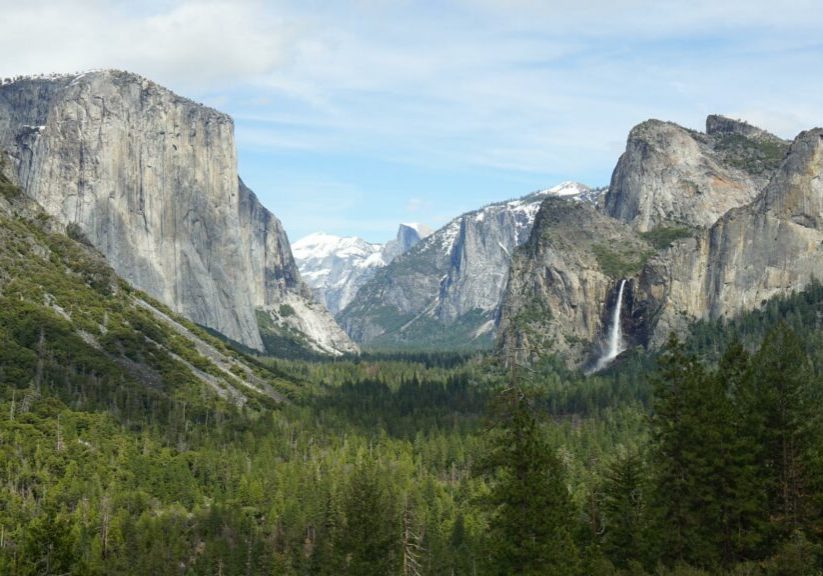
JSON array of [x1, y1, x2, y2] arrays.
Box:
[[590, 326, 823, 574], [3, 328, 821, 574], [3, 239, 823, 574]]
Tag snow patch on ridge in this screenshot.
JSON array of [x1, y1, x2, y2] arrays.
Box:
[[294, 224, 430, 315]]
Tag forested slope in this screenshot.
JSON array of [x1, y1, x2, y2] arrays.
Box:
[[2, 166, 823, 574]]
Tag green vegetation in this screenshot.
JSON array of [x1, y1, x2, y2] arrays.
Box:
[[0, 168, 19, 200], [351, 304, 416, 337], [593, 243, 653, 278], [641, 225, 694, 250], [256, 309, 319, 360], [366, 308, 495, 352], [483, 385, 579, 575], [65, 221, 92, 246], [715, 134, 789, 176], [4, 177, 823, 574]]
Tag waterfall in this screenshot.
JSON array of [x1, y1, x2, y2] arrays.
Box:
[[591, 279, 627, 373], [606, 279, 627, 361]]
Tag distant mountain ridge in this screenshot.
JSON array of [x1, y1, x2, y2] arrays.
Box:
[[337, 181, 605, 350], [293, 223, 433, 314]]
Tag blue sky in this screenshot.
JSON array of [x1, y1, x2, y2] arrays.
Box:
[[1, 0, 822, 242]]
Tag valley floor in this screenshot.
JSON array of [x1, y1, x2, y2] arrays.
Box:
[[3, 274, 823, 575]]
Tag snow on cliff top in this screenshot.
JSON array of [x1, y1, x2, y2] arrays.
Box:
[[293, 233, 381, 261], [545, 181, 591, 197]]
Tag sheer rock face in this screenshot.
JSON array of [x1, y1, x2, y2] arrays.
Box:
[[381, 223, 432, 263], [499, 118, 821, 368], [497, 198, 652, 367], [338, 186, 603, 350], [638, 128, 823, 345], [238, 178, 308, 306], [0, 70, 356, 354], [604, 116, 788, 232]]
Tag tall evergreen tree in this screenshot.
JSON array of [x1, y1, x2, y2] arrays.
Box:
[[483, 385, 579, 576], [600, 449, 649, 570], [337, 458, 400, 576], [650, 334, 711, 566], [651, 336, 783, 569], [712, 340, 768, 563], [750, 323, 821, 542], [309, 490, 344, 576]]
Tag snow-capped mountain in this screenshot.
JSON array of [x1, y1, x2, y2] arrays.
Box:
[[294, 223, 432, 314], [337, 182, 603, 350], [541, 180, 604, 203]]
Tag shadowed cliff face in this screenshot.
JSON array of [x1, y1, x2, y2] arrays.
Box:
[[0, 70, 356, 355], [496, 198, 653, 366], [337, 188, 600, 350]]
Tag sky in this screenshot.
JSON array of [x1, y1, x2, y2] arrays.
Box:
[[1, 0, 821, 243]]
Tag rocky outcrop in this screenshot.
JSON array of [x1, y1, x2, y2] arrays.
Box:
[[498, 117, 820, 369], [604, 116, 788, 232], [237, 179, 357, 355], [0, 70, 356, 355], [497, 197, 653, 366], [637, 128, 823, 345], [381, 223, 432, 262], [339, 184, 604, 350]]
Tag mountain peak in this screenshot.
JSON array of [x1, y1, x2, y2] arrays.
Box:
[[706, 114, 784, 142], [398, 222, 433, 238], [760, 128, 823, 227], [0, 68, 355, 356], [545, 181, 591, 197], [604, 115, 787, 231], [293, 222, 431, 315]]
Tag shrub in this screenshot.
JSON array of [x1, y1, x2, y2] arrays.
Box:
[[640, 226, 694, 250]]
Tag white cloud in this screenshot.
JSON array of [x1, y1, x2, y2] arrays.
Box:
[[2, 0, 821, 239], [0, 0, 290, 91]]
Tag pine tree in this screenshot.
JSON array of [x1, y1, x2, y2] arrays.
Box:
[[650, 334, 710, 566], [712, 340, 767, 563], [651, 336, 776, 569], [483, 385, 579, 576], [338, 458, 399, 576], [600, 449, 649, 569], [310, 490, 344, 576], [750, 324, 821, 543]]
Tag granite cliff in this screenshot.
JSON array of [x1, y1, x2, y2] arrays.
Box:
[[0, 168, 292, 406], [0, 70, 356, 355], [500, 116, 823, 369], [636, 127, 823, 346], [604, 115, 788, 231], [497, 197, 652, 366]]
